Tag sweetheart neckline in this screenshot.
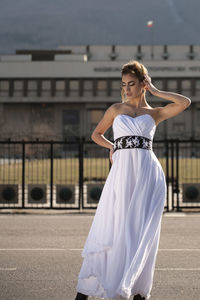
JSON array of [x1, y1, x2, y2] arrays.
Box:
[[113, 113, 156, 127]]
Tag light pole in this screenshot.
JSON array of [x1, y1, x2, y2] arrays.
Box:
[[147, 20, 154, 59]]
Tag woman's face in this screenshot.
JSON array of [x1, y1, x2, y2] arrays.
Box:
[[121, 73, 144, 99]]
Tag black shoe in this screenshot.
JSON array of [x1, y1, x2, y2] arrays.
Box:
[[75, 292, 88, 300], [134, 294, 145, 300]]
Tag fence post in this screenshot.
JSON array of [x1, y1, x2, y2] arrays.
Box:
[[50, 141, 54, 208], [79, 137, 84, 209], [165, 139, 169, 212], [175, 139, 180, 211], [22, 140, 25, 208], [170, 140, 174, 210]]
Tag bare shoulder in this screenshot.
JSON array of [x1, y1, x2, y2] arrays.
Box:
[[91, 103, 120, 137], [106, 103, 121, 115], [103, 103, 121, 120], [111, 102, 135, 115]]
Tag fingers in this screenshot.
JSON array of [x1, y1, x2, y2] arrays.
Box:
[[143, 74, 152, 91], [144, 74, 151, 82], [143, 80, 150, 89]]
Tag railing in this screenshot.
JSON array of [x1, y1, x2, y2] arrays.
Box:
[[0, 138, 199, 211]]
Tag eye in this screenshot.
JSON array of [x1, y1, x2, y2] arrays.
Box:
[[121, 82, 135, 87]]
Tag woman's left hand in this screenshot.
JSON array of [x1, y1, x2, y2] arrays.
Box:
[[143, 74, 159, 96]]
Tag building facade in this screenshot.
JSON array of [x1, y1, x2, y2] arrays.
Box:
[[0, 45, 199, 141]]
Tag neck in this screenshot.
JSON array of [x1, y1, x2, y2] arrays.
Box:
[[126, 93, 148, 109]]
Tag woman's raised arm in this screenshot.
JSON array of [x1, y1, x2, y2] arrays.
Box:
[[143, 74, 191, 123]]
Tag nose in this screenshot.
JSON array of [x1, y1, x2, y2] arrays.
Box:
[[125, 85, 130, 92]]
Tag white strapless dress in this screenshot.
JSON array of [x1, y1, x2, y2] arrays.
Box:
[[76, 114, 167, 299]]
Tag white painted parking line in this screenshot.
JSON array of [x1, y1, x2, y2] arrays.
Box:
[[163, 213, 200, 217], [0, 248, 199, 252], [69, 248, 83, 251], [0, 248, 67, 251], [68, 248, 200, 252], [164, 213, 187, 217], [0, 248, 82, 251], [159, 248, 200, 251], [0, 268, 17, 270], [156, 268, 200, 271], [69, 248, 200, 252]]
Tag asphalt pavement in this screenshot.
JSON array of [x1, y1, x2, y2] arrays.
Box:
[[0, 211, 199, 300]]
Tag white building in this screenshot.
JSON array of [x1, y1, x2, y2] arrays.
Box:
[[0, 44, 198, 141]]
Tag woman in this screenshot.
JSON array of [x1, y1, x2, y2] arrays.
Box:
[[75, 60, 191, 300]]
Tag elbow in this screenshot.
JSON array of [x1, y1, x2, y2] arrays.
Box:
[[91, 131, 101, 141], [91, 131, 97, 141]]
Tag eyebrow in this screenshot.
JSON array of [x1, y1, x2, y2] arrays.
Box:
[[122, 80, 135, 84]]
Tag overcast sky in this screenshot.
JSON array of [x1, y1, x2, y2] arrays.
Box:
[[0, 0, 199, 54]]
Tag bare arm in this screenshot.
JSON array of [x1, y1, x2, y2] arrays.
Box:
[[143, 74, 191, 123], [91, 104, 117, 150]]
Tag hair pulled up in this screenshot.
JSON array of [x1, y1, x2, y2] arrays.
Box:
[[120, 60, 148, 103]]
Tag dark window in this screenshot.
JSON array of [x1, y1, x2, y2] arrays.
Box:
[[63, 110, 80, 139]]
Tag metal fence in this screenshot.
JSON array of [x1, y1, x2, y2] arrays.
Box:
[[0, 138, 199, 211]]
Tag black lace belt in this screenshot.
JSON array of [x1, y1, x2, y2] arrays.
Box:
[[113, 135, 153, 152]]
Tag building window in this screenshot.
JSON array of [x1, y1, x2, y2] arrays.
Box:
[[0, 80, 9, 96], [85, 109, 104, 138], [56, 80, 65, 96], [97, 80, 107, 96], [87, 109, 113, 139], [14, 80, 23, 90], [56, 80, 65, 90], [195, 79, 200, 96], [63, 110, 80, 139], [111, 80, 121, 97], [28, 80, 37, 96], [90, 110, 104, 125], [181, 79, 191, 96], [84, 80, 93, 96], [167, 79, 177, 91], [14, 80, 23, 96], [69, 80, 79, 96], [70, 80, 79, 90], [42, 80, 51, 96]]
